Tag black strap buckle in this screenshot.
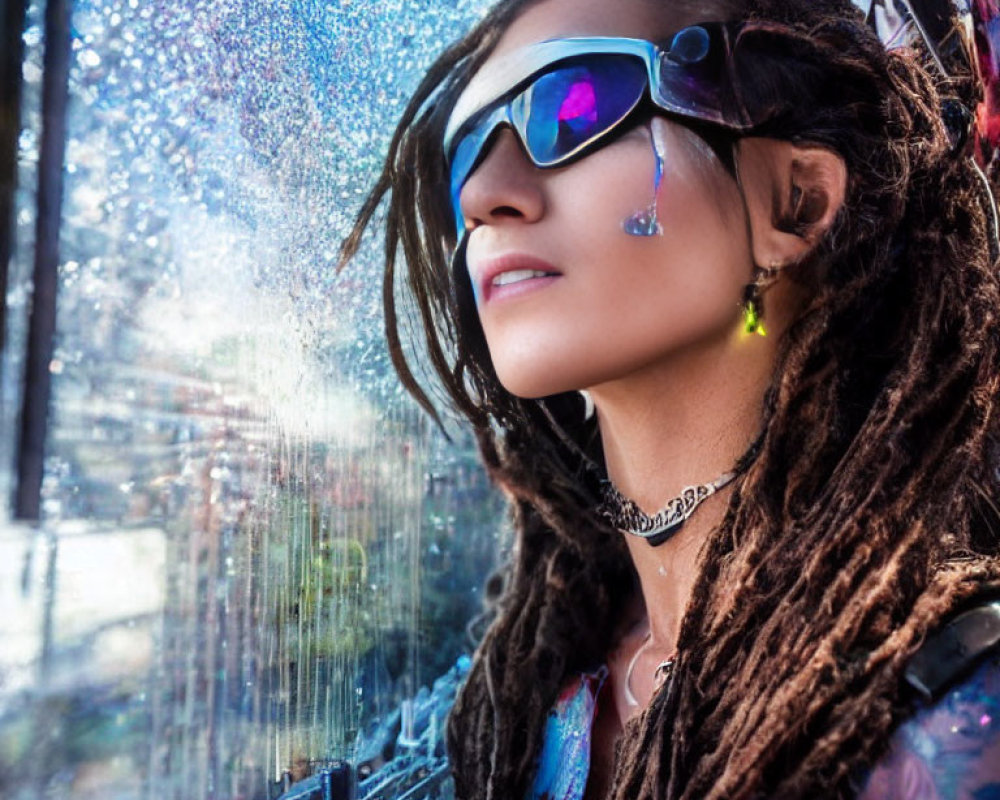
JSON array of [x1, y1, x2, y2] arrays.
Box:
[[904, 598, 1000, 701]]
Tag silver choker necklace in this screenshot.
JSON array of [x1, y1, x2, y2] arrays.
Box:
[[598, 471, 736, 546]]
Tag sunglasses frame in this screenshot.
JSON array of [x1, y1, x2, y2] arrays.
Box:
[[444, 23, 755, 234]]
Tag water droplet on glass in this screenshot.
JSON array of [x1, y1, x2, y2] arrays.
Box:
[[78, 49, 101, 68]]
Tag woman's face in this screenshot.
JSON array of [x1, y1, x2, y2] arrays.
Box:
[[458, 0, 756, 399]]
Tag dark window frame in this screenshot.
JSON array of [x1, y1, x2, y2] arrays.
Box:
[[2, 0, 72, 522]]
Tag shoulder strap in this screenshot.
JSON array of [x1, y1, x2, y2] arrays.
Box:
[[903, 597, 1000, 701]]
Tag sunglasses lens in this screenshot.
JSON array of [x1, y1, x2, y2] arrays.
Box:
[[523, 56, 648, 165], [450, 127, 488, 231], [448, 56, 648, 233]]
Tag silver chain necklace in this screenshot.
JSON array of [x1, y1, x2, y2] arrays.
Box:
[[623, 632, 677, 707], [598, 470, 736, 546]]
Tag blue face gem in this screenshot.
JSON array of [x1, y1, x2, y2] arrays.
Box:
[[623, 118, 668, 238], [669, 25, 711, 65]]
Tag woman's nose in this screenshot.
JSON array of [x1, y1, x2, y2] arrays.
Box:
[[458, 128, 546, 231]]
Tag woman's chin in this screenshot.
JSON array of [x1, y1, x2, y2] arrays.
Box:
[[494, 368, 587, 402]]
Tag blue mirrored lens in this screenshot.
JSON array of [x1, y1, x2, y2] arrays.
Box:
[[449, 55, 648, 232], [450, 105, 507, 233], [523, 57, 647, 165], [450, 129, 485, 233]]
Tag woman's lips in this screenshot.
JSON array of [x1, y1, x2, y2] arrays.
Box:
[[475, 254, 562, 303]]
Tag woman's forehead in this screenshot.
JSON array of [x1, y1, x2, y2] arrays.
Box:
[[489, 0, 730, 58]]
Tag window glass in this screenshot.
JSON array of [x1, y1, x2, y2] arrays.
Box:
[[0, 2, 500, 798]]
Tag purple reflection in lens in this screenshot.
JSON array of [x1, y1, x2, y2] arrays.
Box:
[[623, 118, 668, 237], [558, 80, 598, 126]]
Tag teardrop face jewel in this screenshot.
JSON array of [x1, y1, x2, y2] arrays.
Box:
[[622, 205, 661, 236], [598, 471, 737, 546], [623, 118, 669, 237]]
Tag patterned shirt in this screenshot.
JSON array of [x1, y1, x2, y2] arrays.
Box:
[[528, 658, 1000, 800]]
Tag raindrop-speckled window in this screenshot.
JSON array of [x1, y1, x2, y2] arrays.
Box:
[[0, 1, 503, 798]]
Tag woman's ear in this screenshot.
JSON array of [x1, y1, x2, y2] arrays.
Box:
[[734, 137, 847, 267]]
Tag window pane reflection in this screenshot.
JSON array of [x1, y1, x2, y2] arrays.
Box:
[[0, 1, 500, 798]]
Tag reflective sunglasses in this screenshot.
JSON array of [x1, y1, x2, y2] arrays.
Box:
[[444, 22, 763, 235]]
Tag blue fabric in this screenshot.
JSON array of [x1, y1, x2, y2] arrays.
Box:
[[527, 666, 607, 800]]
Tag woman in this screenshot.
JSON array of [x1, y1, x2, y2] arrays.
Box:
[[340, 0, 1000, 796]]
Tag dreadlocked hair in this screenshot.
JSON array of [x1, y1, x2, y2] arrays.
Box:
[[340, 0, 1000, 796]]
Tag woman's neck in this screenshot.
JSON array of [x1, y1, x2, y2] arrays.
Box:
[[590, 328, 775, 651]]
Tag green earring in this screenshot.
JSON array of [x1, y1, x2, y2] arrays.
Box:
[[741, 263, 781, 337], [742, 288, 766, 336]]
